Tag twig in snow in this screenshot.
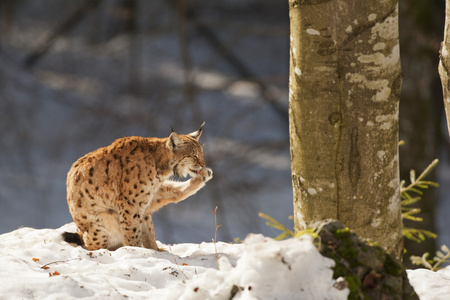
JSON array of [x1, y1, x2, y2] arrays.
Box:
[[168, 247, 189, 280], [211, 206, 222, 266], [40, 258, 80, 269]]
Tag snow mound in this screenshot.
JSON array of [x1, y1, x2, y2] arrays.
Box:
[[407, 267, 450, 300], [0, 223, 348, 300], [169, 234, 349, 300]]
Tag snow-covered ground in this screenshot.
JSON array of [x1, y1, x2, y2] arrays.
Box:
[[0, 224, 449, 300], [408, 268, 450, 300], [0, 224, 348, 300]]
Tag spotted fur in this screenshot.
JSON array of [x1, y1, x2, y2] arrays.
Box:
[[63, 124, 212, 251]]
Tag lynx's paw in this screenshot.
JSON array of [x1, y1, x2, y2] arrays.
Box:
[[198, 167, 213, 182]]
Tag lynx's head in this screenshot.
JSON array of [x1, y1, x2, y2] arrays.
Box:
[[167, 122, 207, 178]]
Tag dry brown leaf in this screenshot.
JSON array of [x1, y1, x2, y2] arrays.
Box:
[[49, 271, 60, 277]]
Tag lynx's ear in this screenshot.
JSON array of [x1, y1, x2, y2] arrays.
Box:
[[188, 122, 205, 141], [168, 132, 183, 150]]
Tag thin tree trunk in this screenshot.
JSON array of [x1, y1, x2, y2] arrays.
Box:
[[289, 0, 403, 257], [124, 0, 142, 96], [399, 0, 442, 266], [23, 0, 102, 68], [439, 0, 450, 136]]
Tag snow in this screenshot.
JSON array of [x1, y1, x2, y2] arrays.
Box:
[[2, 224, 450, 299], [407, 268, 450, 300], [0, 224, 349, 300]]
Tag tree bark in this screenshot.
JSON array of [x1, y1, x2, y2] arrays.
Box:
[[439, 0, 450, 136], [289, 0, 403, 257]]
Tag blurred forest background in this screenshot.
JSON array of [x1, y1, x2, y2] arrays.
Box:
[[0, 0, 449, 264]]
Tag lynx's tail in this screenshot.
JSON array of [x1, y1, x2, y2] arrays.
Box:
[[62, 231, 84, 246]]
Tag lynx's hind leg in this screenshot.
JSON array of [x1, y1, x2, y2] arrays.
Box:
[[82, 227, 109, 251], [72, 210, 124, 251], [96, 210, 124, 250], [71, 217, 109, 250]]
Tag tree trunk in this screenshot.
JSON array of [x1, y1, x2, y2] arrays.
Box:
[[288, 0, 403, 257], [439, 0, 450, 136]]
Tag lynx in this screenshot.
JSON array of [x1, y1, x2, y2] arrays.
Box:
[[62, 123, 212, 251]]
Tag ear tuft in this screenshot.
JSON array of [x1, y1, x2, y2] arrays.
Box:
[[168, 132, 183, 150], [188, 122, 205, 141]]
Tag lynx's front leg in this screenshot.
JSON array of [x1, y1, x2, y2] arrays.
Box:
[[142, 214, 158, 250], [141, 168, 212, 250], [150, 167, 213, 212], [118, 197, 145, 248]]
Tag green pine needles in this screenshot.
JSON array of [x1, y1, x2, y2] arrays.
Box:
[[400, 158, 450, 270], [401, 159, 439, 243], [258, 212, 294, 240], [258, 212, 318, 241], [410, 245, 450, 271]]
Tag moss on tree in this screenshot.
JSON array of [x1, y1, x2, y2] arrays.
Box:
[[314, 220, 418, 300]]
